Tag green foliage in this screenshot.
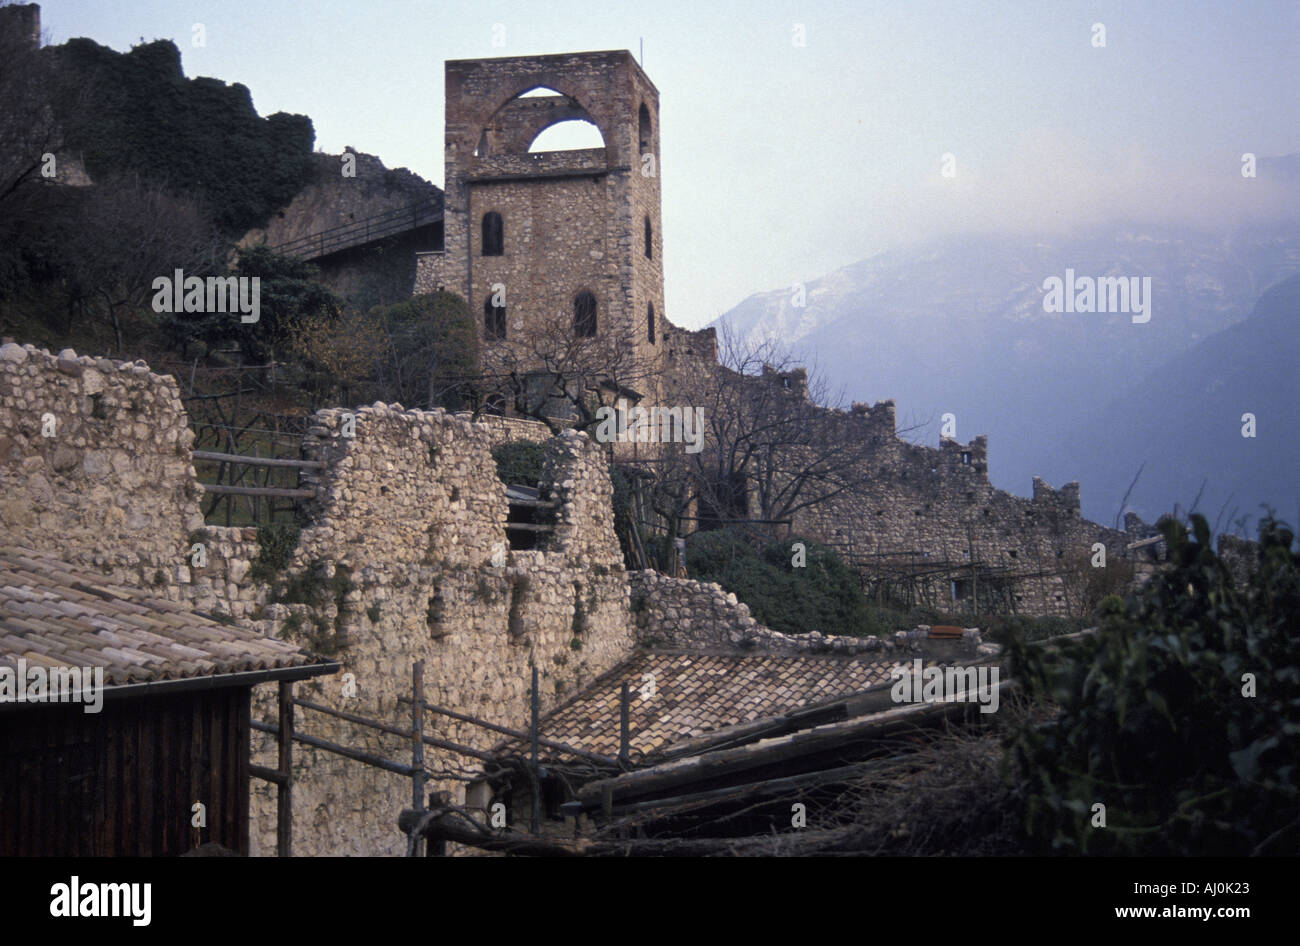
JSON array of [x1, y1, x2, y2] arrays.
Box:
[[188, 245, 341, 364], [250, 522, 301, 583], [492, 441, 547, 487], [280, 610, 346, 657], [1005, 514, 1300, 855], [685, 527, 875, 638], [367, 292, 478, 410], [977, 613, 1092, 645], [51, 38, 313, 234]]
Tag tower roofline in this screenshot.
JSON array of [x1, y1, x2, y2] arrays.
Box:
[[446, 49, 658, 95]]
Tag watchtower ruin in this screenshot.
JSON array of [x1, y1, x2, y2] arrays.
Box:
[[415, 51, 666, 404]]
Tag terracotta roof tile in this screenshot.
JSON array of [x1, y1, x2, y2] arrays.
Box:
[[0, 545, 327, 690], [505, 651, 910, 764]]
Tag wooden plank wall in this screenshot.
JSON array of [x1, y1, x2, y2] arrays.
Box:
[[0, 687, 250, 856]]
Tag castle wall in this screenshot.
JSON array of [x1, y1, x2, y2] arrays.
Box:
[[783, 399, 1132, 616]]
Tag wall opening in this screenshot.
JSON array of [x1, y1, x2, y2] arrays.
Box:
[[484, 298, 507, 340], [638, 102, 652, 153], [572, 582, 588, 636], [427, 585, 447, 639], [528, 119, 605, 152], [647, 302, 656, 344], [644, 216, 653, 259], [573, 290, 598, 337], [507, 574, 531, 639], [482, 211, 504, 256]]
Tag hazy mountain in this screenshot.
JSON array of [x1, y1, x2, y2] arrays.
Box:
[[1043, 273, 1300, 534], [714, 218, 1300, 529]]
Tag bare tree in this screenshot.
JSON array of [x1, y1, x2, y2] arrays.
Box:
[[0, 3, 64, 213], [475, 311, 658, 435], [61, 173, 224, 353], [671, 323, 893, 529]]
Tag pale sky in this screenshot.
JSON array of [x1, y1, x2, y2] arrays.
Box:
[[34, 0, 1300, 328]]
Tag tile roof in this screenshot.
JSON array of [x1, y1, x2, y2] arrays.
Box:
[[511, 651, 907, 764], [0, 546, 329, 690]]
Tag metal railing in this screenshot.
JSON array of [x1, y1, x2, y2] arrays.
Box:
[[270, 198, 443, 260]]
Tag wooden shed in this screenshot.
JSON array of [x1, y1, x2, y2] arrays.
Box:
[[0, 546, 338, 856]]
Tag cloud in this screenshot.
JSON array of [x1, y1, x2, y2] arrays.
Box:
[[890, 131, 1300, 238]]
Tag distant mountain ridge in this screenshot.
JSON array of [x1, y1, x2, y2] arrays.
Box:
[[714, 216, 1300, 530], [1050, 273, 1300, 534]]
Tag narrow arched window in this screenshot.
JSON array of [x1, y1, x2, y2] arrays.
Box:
[[647, 302, 656, 344], [484, 297, 506, 340], [644, 216, 652, 259], [573, 290, 597, 338], [482, 212, 504, 256], [638, 103, 652, 153]]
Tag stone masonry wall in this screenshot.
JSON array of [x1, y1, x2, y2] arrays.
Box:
[[787, 400, 1133, 616], [246, 409, 635, 855], [0, 344, 205, 586], [0, 346, 637, 855], [629, 571, 987, 660], [656, 346, 1135, 617], [415, 51, 667, 406]]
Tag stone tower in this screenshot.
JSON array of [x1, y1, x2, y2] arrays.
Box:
[[415, 51, 666, 403]]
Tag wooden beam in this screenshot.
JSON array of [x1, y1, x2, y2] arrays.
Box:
[[193, 450, 326, 469], [201, 484, 317, 499], [398, 696, 619, 767], [277, 681, 293, 858], [575, 680, 1017, 809], [292, 697, 499, 763], [249, 763, 288, 787], [504, 522, 554, 532]]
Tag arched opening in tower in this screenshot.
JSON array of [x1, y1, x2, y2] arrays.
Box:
[[528, 119, 605, 152]]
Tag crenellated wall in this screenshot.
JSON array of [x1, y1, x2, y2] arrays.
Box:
[[787, 398, 1133, 615]]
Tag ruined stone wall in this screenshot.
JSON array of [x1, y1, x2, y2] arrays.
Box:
[[0, 344, 204, 586], [629, 571, 987, 660], [0, 346, 637, 855], [653, 349, 1133, 616], [785, 399, 1131, 615], [241, 150, 441, 251], [245, 408, 635, 855]]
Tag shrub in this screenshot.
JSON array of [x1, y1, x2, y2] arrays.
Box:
[[250, 522, 301, 583], [685, 527, 875, 637], [1006, 514, 1300, 855], [492, 441, 547, 487]]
